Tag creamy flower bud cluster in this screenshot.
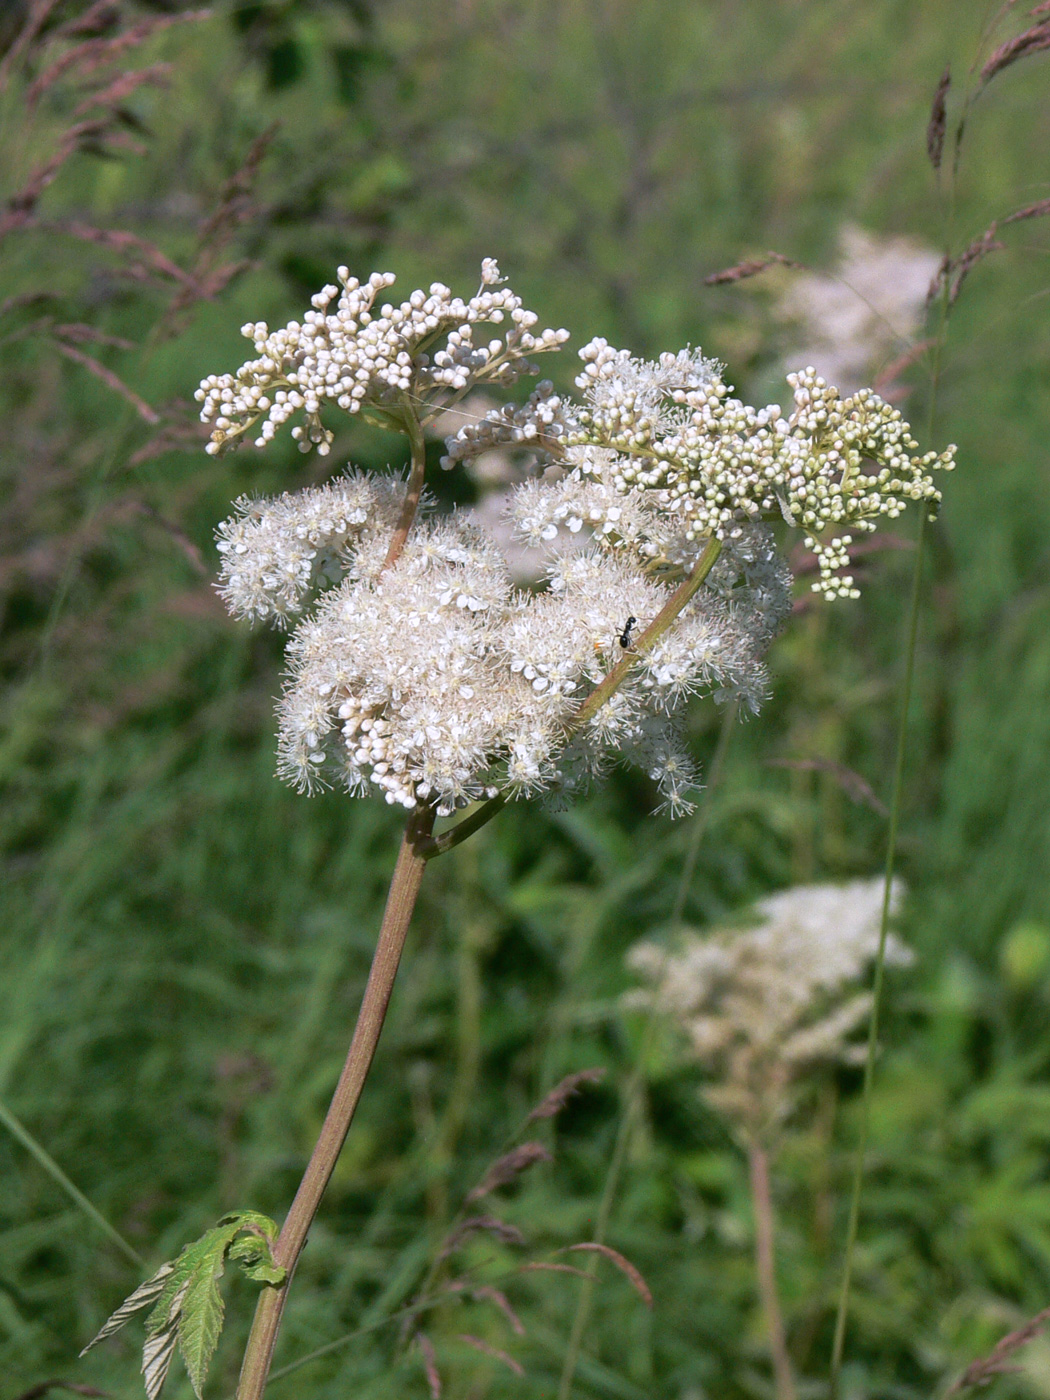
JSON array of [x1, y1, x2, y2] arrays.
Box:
[[444, 342, 955, 599], [217, 471, 783, 815], [195, 259, 569, 457], [627, 879, 913, 1143]]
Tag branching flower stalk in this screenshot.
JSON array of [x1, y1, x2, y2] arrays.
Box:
[[628, 880, 913, 1400], [382, 406, 428, 572], [749, 1138, 795, 1400], [89, 260, 952, 1400], [425, 532, 723, 859]]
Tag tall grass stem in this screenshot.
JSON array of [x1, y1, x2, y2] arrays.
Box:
[[0, 1097, 143, 1267], [827, 509, 929, 1392], [828, 112, 956, 1379], [555, 700, 737, 1400]]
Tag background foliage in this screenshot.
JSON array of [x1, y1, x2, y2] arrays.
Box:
[[2, 0, 1050, 1396]]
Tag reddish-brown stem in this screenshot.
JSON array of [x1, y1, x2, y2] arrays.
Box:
[[235, 804, 436, 1400], [748, 1141, 796, 1400], [382, 410, 428, 572]]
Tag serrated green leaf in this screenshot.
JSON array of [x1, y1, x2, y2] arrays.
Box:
[[143, 1257, 195, 1340], [144, 1223, 239, 1339], [83, 1211, 285, 1400], [229, 1231, 286, 1285], [142, 1318, 180, 1400], [177, 1256, 227, 1399], [218, 1209, 279, 1241], [80, 1260, 177, 1355]]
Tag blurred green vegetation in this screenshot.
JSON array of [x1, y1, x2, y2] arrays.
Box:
[[2, 0, 1050, 1397]]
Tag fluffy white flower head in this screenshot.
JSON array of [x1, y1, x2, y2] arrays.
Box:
[[627, 878, 913, 1143], [204, 260, 951, 817], [220, 470, 783, 815]]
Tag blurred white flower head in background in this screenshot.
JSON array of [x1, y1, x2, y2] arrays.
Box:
[[627, 878, 913, 1145], [778, 224, 941, 393]]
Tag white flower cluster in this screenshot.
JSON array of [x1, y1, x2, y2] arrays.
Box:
[[627, 879, 913, 1144], [778, 223, 941, 394], [195, 259, 569, 457], [217, 471, 785, 815], [204, 260, 954, 817], [443, 342, 955, 599], [215, 471, 406, 624]]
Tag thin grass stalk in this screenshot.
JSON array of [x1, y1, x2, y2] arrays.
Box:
[[234, 803, 436, 1400], [555, 702, 737, 1400], [828, 91, 957, 1381], [827, 508, 929, 1394], [0, 1097, 143, 1267], [268, 1239, 630, 1387]]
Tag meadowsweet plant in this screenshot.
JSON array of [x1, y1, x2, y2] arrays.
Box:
[[627, 879, 913, 1400], [86, 260, 952, 1400], [627, 879, 912, 1148]]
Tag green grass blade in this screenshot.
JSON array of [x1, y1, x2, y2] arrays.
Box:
[[828, 506, 929, 1392], [555, 703, 737, 1400], [0, 1095, 143, 1268]]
